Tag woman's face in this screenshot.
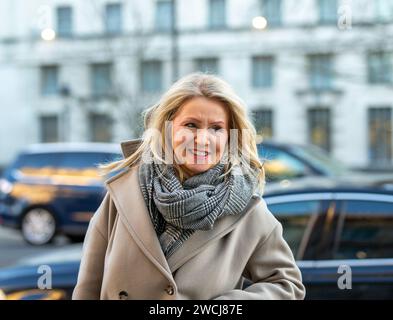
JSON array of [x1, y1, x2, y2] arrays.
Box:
[[171, 97, 230, 178]]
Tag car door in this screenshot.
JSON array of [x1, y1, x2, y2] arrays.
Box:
[[265, 192, 340, 299], [301, 193, 393, 299], [53, 152, 120, 232], [327, 194, 393, 299]]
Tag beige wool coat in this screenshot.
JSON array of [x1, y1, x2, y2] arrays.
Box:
[[72, 140, 306, 300]]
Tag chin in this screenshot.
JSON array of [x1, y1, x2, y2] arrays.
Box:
[[183, 163, 215, 176]]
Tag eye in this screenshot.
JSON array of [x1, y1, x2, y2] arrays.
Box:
[[185, 123, 197, 129], [211, 125, 224, 132]]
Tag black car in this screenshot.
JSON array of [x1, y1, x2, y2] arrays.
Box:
[[2, 176, 393, 299], [0, 143, 122, 245], [0, 244, 81, 300], [262, 175, 393, 299], [258, 140, 350, 182]]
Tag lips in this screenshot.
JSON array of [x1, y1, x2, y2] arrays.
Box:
[[188, 149, 210, 158]]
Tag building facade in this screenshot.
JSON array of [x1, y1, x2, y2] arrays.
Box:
[[0, 0, 393, 170]]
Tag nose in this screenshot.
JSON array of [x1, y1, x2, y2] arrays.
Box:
[[194, 128, 210, 148]]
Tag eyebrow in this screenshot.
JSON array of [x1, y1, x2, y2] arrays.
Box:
[[182, 117, 225, 125]]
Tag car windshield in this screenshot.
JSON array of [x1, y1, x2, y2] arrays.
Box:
[[290, 144, 350, 176]]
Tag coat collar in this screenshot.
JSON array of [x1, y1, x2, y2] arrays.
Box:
[[105, 140, 261, 283], [120, 139, 142, 158]]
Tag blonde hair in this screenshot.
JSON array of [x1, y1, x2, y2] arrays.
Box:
[[99, 73, 265, 192]]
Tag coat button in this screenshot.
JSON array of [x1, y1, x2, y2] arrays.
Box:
[[165, 285, 175, 296], [118, 291, 129, 300]]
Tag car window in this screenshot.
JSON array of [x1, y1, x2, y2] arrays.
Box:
[[290, 144, 349, 176], [258, 145, 310, 182], [268, 200, 321, 260], [12, 152, 121, 170], [333, 200, 393, 260], [12, 153, 62, 169], [60, 152, 122, 169]]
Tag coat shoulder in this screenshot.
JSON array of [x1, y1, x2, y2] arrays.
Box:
[[104, 168, 131, 186], [242, 196, 281, 242], [104, 165, 138, 186]]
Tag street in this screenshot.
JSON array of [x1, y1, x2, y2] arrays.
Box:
[[0, 226, 70, 268]]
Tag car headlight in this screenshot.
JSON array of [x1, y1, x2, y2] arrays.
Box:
[[5, 289, 67, 300], [0, 178, 13, 195], [0, 289, 6, 300]]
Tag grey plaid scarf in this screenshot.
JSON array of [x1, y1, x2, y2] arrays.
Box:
[[138, 162, 259, 258]]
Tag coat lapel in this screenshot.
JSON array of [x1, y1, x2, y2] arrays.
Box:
[[166, 195, 261, 273], [105, 166, 174, 282]]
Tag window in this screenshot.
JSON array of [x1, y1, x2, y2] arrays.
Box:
[[308, 54, 333, 90], [105, 3, 122, 34], [252, 56, 274, 88], [252, 109, 273, 138], [257, 144, 310, 181], [261, 0, 282, 27], [375, 0, 393, 23], [56, 6, 73, 37], [308, 108, 331, 152], [195, 57, 219, 74], [155, 0, 173, 31], [209, 0, 226, 29], [368, 107, 392, 166], [89, 113, 113, 142], [141, 60, 163, 92], [41, 66, 59, 96], [319, 0, 337, 24], [91, 63, 113, 97], [334, 200, 393, 259], [39, 115, 59, 143], [367, 52, 392, 84], [268, 200, 321, 259]]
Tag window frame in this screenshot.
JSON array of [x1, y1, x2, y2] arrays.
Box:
[[265, 193, 336, 260], [105, 3, 123, 35], [154, 0, 174, 32], [90, 63, 113, 98], [332, 195, 393, 260], [252, 55, 274, 88], [208, 0, 227, 30], [40, 65, 59, 96], [56, 6, 73, 38], [260, 0, 282, 27], [140, 60, 163, 93]]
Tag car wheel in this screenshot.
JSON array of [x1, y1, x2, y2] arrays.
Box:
[[21, 208, 57, 245]]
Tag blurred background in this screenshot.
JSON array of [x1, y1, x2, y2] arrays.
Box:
[[1, 0, 393, 300]]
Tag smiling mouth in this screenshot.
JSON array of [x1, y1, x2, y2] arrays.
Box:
[[189, 149, 210, 157]]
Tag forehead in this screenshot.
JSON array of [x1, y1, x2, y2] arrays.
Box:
[[174, 97, 229, 122]]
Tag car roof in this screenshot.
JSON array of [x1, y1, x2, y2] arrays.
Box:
[[257, 139, 306, 149], [264, 174, 393, 197], [21, 143, 122, 155]]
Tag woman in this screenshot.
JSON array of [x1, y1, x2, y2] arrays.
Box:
[[72, 73, 305, 300]]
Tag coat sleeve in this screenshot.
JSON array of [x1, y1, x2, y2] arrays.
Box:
[[214, 222, 306, 300], [72, 192, 112, 300]]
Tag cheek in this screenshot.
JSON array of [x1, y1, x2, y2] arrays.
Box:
[[173, 128, 195, 149], [214, 132, 228, 152]]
